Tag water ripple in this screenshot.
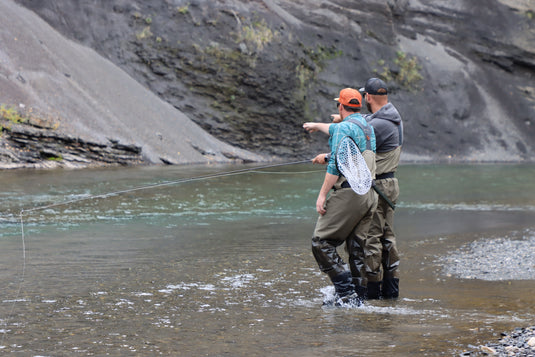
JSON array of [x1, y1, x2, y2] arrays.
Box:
[[401, 202, 535, 212]]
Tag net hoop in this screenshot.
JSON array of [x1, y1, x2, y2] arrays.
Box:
[[335, 136, 372, 195]]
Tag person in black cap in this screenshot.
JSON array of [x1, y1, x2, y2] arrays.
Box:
[[359, 77, 403, 299]]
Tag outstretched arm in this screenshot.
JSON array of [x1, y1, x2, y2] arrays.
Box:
[[303, 122, 331, 135]]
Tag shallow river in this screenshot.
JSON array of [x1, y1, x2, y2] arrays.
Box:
[[1, 163, 534, 356]]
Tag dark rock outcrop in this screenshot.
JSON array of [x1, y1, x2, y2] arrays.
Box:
[[6, 0, 535, 166], [1, 120, 143, 169]]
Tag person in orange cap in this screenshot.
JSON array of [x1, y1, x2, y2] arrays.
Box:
[[303, 88, 377, 306]]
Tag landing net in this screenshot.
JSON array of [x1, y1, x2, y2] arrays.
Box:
[[336, 136, 372, 195]]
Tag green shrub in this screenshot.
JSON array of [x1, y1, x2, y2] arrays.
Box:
[[395, 51, 423, 88], [0, 104, 27, 124], [240, 20, 275, 53], [373, 51, 423, 90], [177, 4, 189, 15], [136, 26, 153, 40]]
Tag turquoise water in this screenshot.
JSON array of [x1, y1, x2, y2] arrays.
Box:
[[1, 163, 535, 356]]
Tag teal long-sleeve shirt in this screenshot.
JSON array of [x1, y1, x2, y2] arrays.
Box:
[[326, 113, 376, 176]]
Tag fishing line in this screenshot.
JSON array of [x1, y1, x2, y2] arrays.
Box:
[[0, 212, 26, 347], [1, 159, 312, 343], [249, 169, 323, 175], [18, 160, 311, 215]]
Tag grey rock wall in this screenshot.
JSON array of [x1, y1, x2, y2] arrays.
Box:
[[6, 0, 535, 166]]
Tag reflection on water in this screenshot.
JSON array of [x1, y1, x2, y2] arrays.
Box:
[[1, 163, 535, 356]]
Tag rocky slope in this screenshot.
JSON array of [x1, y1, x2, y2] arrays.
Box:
[[3, 0, 535, 168], [0, 0, 263, 169]]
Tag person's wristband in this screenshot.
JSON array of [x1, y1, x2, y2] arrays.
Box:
[[324, 154, 330, 163]]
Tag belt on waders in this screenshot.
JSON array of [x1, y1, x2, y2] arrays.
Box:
[[373, 172, 396, 209], [376, 172, 395, 180], [340, 171, 394, 188], [340, 178, 396, 210]]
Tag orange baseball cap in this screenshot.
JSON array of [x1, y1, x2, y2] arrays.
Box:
[[334, 88, 362, 108]]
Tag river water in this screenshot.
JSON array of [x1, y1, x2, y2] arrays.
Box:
[[1, 163, 534, 356]]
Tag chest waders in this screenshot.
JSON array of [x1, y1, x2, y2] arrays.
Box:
[[312, 118, 377, 307], [371, 116, 403, 299], [348, 117, 397, 210]]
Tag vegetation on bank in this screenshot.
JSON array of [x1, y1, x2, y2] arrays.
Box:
[[1, 103, 60, 133], [0, 104, 28, 124], [374, 51, 423, 91]]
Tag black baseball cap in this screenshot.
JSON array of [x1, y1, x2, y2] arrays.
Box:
[[359, 78, 388, 95]]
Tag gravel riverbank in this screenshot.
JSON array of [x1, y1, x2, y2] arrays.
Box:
[[462, 326, 535, 356], [437, 230, 535, 356], [439, 230, 535, 281]]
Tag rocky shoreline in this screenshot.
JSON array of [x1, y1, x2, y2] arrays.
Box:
[[439, 233, 535, 281], [437, 231, 535, 356], [464, 326, 535, 356]]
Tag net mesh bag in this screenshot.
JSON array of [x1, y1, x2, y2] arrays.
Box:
[[336, 136, 373, 195]]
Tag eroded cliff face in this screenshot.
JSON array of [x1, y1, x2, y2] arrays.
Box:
[[0, 0, 264, 169], [9, 0, 535, 163]]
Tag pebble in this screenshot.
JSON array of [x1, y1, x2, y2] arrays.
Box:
[[480, 345, 496, 354], [472, 326, 535, 357], [439, 231, 535, 281], [438, 232, 535, 356]]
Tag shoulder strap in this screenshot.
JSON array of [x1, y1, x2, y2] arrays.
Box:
[[346, 118, 372, 151]]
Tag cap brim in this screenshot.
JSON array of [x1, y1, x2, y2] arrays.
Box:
[[358, 87, 365, 92]]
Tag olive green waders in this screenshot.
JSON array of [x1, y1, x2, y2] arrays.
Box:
[[311, 176, 377, 300], [366, 176, 400, 298]]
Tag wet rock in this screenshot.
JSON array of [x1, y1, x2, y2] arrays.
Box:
[[480, 345, 496, 355], [478, 326, 535, 357]]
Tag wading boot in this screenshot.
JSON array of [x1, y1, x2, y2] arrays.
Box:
[[323, 271, 361, 307], [331, 271, 355, 297], [354, 285, 368, 301], [334, 292, 362, 307], [382, 277, 399, 299], [367, 281, 382, 300]]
